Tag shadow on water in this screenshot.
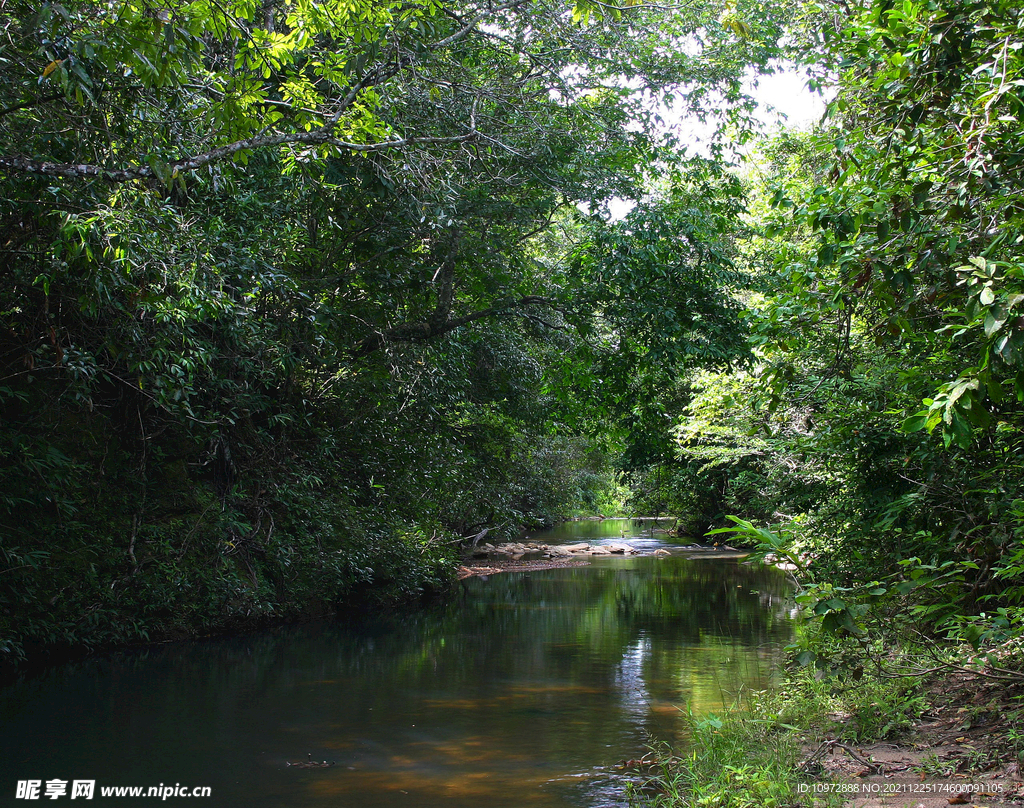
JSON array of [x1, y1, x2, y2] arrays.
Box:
[[0, 524, 794, 808]]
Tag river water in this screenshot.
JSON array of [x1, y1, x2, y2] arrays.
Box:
[[0, 520, 794, 807]]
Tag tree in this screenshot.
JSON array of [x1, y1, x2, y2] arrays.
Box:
[[781, 0, 1024, 448], [670, 0, 1024, 651], [0, 0, 796, 662], [0, 0, 786, 180]]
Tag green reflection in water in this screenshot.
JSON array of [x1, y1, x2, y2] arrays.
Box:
[[524, 517, 681, 546], [0, 555, 793, 808]]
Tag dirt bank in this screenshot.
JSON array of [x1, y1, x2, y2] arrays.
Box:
[[807, 670, 1024, 807]]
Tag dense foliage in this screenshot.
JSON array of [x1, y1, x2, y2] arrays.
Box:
[[6, 0, 1024, 676], [0, 0, 784, 664], [638, 0, 1024, 669]]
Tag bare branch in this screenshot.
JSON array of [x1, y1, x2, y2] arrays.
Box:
[[354, 294, 556, 357]]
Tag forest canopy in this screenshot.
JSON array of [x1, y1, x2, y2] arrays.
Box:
[[0, 0, 785, 661], [4, 0, 1024, 674]]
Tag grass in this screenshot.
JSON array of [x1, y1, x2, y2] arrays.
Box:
[[627, 666, 931, 808], [628, 707, 836, 807]]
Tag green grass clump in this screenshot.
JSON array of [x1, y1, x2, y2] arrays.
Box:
[[629, 701, 839, 808], [769, 666, 928, 742], [629, 666, 928, 807]]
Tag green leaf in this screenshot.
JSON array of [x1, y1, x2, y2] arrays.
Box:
[[900, 412, 928, 432]]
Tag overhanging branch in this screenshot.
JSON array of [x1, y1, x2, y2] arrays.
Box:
[[0, 0, 536, 184], [0, 130, 479, 182], [354, 295, 556, 357]]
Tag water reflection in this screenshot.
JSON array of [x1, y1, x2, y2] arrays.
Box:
[[525, 518, 681, 553], [0, 553, 792, 808]]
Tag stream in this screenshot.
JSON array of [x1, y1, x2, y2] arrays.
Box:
[[0, 519, 795, 807]]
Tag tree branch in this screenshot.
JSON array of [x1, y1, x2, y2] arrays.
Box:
[[0, 0, 542, 184], [0, 129, 479, 182], [354, 294, 555, 357], [0, 93, 65, 120]]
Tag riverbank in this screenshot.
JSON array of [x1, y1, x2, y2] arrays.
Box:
[[458, 538, 644, 578], [630, 651, 1024, 807], [1, 517, 461, 674], [457, 558, 591, 578], [456, 536, 748, 579]]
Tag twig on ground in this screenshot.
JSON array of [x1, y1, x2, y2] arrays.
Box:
[[800, 739, 884, 775]]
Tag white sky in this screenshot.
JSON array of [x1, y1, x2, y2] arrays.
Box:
[[747, 67, 828, 130], [601, 65, 828, 218]]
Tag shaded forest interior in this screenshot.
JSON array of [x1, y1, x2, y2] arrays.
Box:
[[3, 0, 1024, 678]]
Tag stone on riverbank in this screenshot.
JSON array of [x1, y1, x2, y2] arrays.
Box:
[[459, 540, 656, 578], [475, 540, 643, 561]]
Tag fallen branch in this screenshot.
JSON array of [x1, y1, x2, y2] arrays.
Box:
[[800, 739, 883, 775], [468, 528, 490, 548]]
